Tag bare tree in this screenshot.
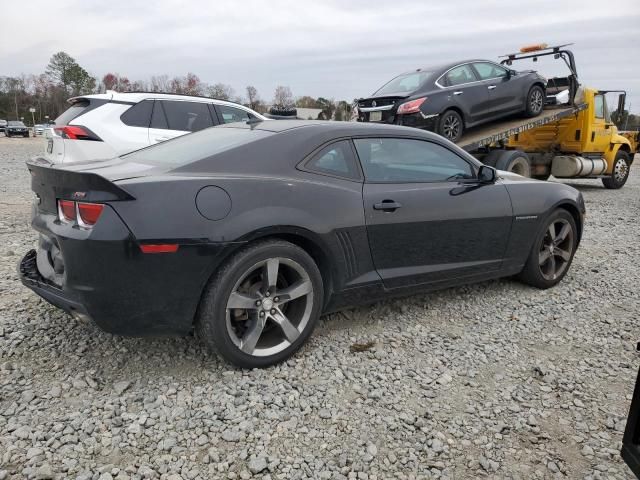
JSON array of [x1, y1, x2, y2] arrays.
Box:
[[273, 85, 294, 108], [207, 83, 235, 101], [246, 85, 260, 109]]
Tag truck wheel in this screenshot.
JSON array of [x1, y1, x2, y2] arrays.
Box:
[[602, 151, 631, 189], [437, 110, 464, 143], [494, 150, 531, 177], [524, 85, 545, 117], [518, 209, 578, 289]]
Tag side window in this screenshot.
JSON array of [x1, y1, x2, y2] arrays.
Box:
[[217, 105, 252, 124], [473, 62, 508, 80], [353, 138, 474, 183], [161, 101, 214, 132], [594, 94, 605, 119], [305, 140, 360, 180], [443, 65, 477, 87], [150, 101, 168, 129], [120, 100, 153, 127]]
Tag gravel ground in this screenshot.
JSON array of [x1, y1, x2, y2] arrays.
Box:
[[0, 136, 638, 480]]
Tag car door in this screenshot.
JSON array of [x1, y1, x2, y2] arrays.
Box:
[[148, 100, 216, 145], [353, 136, 513, 289], [472, 62, 522, 116], [438, 64, 491, 124]]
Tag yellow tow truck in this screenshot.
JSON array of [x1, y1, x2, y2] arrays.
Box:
[[457, 44, 637, 189]]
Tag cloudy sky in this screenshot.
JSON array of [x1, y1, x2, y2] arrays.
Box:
[[2, 0, 639, 111]]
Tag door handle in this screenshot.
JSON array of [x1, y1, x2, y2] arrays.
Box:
[[373, 200, 402, 211], [487, 85, 496, 90], [155, 136, 170, 142], [453, 91, 463, 95]]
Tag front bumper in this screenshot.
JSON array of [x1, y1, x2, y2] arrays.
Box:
[[7, 129, 29, 135]]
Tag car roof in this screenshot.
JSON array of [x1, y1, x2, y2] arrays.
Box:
[[68, 91, 261, 111], [399, 59, 497, 77], [219, 119, 443, 138]]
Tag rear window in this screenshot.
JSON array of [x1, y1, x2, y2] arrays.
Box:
[[373, 71, 433, 96], [54, 99, 92, 125], [121, 126, 272, 167]]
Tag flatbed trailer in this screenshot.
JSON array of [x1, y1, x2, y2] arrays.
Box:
[[458, 103, 587, 152]]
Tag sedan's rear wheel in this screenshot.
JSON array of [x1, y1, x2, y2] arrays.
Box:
[[518, 209, 577, 289], [197, 240, 323, 368], [525, 85, 545, 117], [437, 110, 464, 143]]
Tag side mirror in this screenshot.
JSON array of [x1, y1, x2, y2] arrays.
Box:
[[478, 165, 497, 183]]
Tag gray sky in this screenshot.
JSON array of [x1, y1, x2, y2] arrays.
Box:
[[2, 0, 639, 111]]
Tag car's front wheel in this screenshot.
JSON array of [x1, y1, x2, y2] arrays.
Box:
[[197, 240, 324, 368], [518, 209, 578, 289], [437, 110, 464, 143]]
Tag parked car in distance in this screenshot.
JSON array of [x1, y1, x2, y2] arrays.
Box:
[[357, 60, 546, 142], [0, 119, 7, 132], [44, 91, 267, 164], [34, 124, 45, 136], [5, 120, 29, 137], [20, 120, 584, 368]]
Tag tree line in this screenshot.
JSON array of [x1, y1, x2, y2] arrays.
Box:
[[0, 52, 353, 124]]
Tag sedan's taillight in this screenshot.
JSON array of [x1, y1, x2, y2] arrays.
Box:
[[54, 125, 102, 141], [397, 97, 427, 115], [57, 200, 104, 227]]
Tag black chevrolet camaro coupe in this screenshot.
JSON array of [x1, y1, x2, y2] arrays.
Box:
[[20, 120, 584, 368], [357, 60, 546, 142]]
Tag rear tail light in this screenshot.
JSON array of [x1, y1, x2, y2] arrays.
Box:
[[397, 97, 427, 115], [57, 200, 104, 227], [58, 200, 76, 222], [53, 125, 101, 141], [77, 202, 104, 226]]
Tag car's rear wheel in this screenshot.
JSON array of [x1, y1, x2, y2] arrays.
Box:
[[602, 150, 631, 189], [197, 240, 323, 368], [437, 110, 464, 143], [518, 209, 577, 289], [525, 85, 545, 117]]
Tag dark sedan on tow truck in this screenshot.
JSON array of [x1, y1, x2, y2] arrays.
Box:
[[357, 59, 546, 142], [20, 120, 584, 369]]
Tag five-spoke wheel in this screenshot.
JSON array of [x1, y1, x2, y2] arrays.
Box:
[[518, 209, 578, 289], [538, 218, 574, 281], [197, 240, 323, 368]]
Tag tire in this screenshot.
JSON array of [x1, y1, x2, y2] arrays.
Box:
[[602, 150, 631, 189], [196, 239, 324, 368], [518, 209, 578, 289], [524, 85, 544, 117], [437, 110, 464, 143], [494, 150, 531, 178], [24, 133, 29, 138], [5, 133, 10, 138]]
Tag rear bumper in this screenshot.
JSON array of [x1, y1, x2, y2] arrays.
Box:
[[20, 206, 233, 337], [358, 111, 439, 131], [19, 249, 90, 319]]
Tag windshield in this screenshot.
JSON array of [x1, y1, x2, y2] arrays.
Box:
[[121, 126, 272, 167], [8, 121, 25, 126], [373, 71, 433, 96]]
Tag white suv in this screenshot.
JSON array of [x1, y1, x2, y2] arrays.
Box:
[[44, 91, 267, 164]]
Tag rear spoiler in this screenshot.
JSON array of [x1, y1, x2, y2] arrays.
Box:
[[27, 158, 134, 211]]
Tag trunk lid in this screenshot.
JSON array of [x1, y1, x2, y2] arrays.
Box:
[[27, 158, 137, 214], [357, 95, 409, 123]]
